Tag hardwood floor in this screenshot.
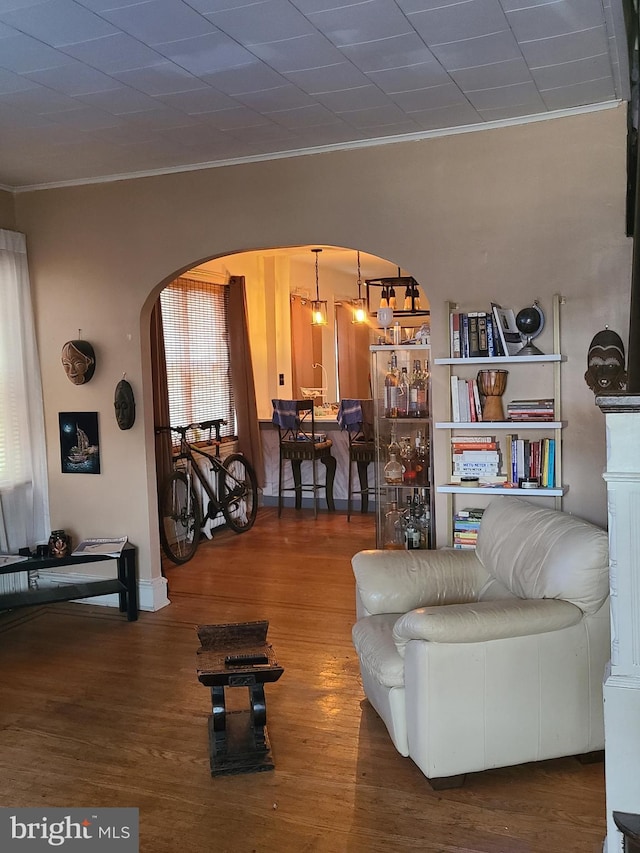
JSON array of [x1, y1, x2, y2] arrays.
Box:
[[0, 508, 606, 852]]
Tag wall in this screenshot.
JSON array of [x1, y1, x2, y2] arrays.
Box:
[[12, 104, 631, 597]]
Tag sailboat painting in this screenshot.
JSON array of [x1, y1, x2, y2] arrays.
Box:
[[59, 412, 100, 474]]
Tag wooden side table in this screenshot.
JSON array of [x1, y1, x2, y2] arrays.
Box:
[[196, 620, 283, 776]]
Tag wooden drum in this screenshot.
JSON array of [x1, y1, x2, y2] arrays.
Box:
[[477, 369, 508, 421]]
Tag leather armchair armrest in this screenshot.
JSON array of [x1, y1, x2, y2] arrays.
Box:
[[352, 548, 491, 617], [392, 598, 583, 653]]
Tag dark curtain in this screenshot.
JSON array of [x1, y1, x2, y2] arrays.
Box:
[[151, 299, 173, 497], [228, 275, 265, 487]]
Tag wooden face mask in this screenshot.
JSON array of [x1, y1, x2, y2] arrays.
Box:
[[61, 340, 96, 385], [584, 329, 627, 393], [114, 379, 135, 430]]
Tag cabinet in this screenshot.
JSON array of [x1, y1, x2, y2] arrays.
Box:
[[370, 344, 434, 549], [434, 295, 566, 544]]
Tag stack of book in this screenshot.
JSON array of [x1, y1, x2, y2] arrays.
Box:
[[507, 399, 555, 421], [451, 435, 505, 483], [504, 435, 556, 486], [453, 508, 485, 549], [450, 376, 482, 422]]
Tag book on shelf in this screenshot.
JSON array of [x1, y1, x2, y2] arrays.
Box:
[[450, 435, 496, 444], [491, 303, 522, 357], [454, 508, 485, 519], [72, 537, 128, 557]]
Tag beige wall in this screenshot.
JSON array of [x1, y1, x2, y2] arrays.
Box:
[[12, 104, 631, 590], [0, 190, 15, 230]]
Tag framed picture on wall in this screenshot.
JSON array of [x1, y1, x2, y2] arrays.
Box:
[[59, 411, 100, 474]]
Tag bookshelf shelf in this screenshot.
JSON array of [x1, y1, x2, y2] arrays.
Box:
[[434, 354, 566, 365], [436, 421, 565, 430], [437, 484, 568, 497]]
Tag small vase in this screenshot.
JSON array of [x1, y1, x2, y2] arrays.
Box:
[[48, 530, 70, 558]]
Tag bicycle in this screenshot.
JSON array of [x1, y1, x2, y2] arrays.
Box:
[[156, 419, 258, 564]]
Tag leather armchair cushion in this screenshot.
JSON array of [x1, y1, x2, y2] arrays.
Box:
[[352, 613, 404, 688], [476, 497, 609, 614], [392, 598, 583, 654]]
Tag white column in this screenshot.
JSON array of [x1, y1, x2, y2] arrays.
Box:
[[597, 394, 640, 853]]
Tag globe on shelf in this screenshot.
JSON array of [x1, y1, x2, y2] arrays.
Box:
[[515, 302, 545, 356]]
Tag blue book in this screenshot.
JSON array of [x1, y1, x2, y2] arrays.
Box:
[[547, 439, 555, 487]]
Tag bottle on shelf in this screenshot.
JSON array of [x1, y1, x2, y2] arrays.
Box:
[[409, 359, 428, 418], [403, 496, 422, 550], [400, 436, 416, 484], [384, 427, 404, 484], [397, 366, 410, 416], [383, 500, 405, 550], [414, 431, 428, 485], [384, 354, 399, 418]]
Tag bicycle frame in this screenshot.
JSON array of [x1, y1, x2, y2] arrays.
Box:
[[174, 439, 228, 526]]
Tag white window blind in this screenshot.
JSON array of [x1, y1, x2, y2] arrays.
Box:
[[160, 277, 236, 439]]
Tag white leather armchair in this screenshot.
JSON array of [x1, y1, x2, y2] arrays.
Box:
[[351, 497, 610, 788]]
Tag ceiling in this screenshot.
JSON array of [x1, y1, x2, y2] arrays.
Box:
[[0, 0, 631, 192]]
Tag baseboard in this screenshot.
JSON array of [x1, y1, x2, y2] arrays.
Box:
[[34, 570, 170, 612]]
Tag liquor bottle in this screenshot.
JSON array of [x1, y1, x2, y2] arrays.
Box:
[[414, 430, 427, 485], [384, 355, 399, 418], [400, 435, 416, 484], [383, 501, 405, 549], [383, 450, 403, 484], [404, 497, 421, 550], [397, 366, 410, 417], [411, 359, 428, 418], [416, 489, 431, 549]]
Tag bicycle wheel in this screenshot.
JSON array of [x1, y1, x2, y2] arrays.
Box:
[[221, 453, 258, 533], [159, 471, 202, 564]]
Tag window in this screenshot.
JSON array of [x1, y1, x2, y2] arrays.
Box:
[[160, 277, 236, 438]]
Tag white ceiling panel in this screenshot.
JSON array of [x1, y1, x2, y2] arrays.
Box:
[[0, 0, 629, 190], [307, 0, 413, 47], [203, 0, 315, 45], [450, 58, 533, 91], [248, 33, 346, 72], [392, 82, 471, 113], [99, 0, 216, 45], [409, 0, 510, 45], [152, 32, 256, 76], [505, 0, 607, 42], [0, 0, 118, 46], [314, 84, 393, 113], [345, 32, 436, 73], [431, 30, 523, 70], [60, 33, 166, 74], [282, 63, 372, 95]]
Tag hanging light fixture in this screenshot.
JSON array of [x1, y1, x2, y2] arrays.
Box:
[[310, 248, 328, 326], [352, 250, 367, 324]]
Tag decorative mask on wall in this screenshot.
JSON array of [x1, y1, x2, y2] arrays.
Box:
[[114, 378, 135, 430], [61, 339, 96, 385], [584, 328, 627, 394]]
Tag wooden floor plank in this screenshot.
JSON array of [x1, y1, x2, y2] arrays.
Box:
[[0, 508, 606, 852]]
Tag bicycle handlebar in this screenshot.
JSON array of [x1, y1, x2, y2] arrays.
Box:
[[155, 419, 227, 437]]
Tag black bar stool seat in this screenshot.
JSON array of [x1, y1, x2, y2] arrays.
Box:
[[338, 399, 375, 521]]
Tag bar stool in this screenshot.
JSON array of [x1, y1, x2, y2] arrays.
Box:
[[338, 399, 375, 521], [272, 399, 336, 519]]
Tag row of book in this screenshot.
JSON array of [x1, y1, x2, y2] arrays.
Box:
[[453, 507, 485, 549], [450, 304, 522, 359], [505, 436, 556, 486], [450, 376, 482, 422]]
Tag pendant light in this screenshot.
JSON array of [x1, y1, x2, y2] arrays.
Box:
[[310, 248, 328, 326], [351, 250, 367, 324]]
